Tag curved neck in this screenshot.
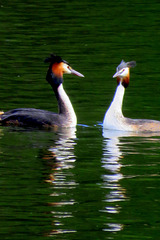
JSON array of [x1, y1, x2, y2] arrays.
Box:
[[111, 83, 125, 115], [105, 82, 125, 119], [55, 84, 77, 125], [103, 82, 126, 130], [46, 69, 77, 126]]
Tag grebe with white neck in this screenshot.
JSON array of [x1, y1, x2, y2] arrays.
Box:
[[103, 60, 160, 132], [0, 54, 84, 128]]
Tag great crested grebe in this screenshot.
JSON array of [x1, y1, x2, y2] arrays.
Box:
[[103, 60, 160, 132], [0, 54, 84, 128]]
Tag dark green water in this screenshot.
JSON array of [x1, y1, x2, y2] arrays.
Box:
[[0, 0, 160, 239]]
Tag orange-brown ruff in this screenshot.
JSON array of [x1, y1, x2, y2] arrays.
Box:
[[0, 54, 84, 128], [103, 60, 160, 132]]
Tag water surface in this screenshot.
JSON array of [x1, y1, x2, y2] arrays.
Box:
[[0, 0, 160, 239]]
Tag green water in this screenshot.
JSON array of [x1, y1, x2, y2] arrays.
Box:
[[0, 0, 160, 239]]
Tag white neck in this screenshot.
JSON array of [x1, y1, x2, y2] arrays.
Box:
[[57, 84, 77, 127], [109, 83, 124, 115], [103, 83, 129, 130]]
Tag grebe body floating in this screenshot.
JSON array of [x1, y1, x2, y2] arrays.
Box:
[[103, 60, 160, 132], [0, 54, 84, 128]]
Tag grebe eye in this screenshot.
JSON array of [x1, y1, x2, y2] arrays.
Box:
[[120, 69, 125, 73]]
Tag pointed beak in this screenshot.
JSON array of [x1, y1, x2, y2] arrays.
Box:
[[113, 72, 119, 78], [70, 68, 84, 77]]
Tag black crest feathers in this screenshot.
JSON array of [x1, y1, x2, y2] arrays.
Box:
[[44, 54, 63, 64], [44, 54, 69, 65]]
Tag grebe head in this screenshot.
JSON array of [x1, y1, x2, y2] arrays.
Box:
[[113, 60, 136, 88], [45, 54, 84, 88]]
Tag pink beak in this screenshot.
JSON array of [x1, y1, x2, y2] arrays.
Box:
[[70, 68, 84, 77]]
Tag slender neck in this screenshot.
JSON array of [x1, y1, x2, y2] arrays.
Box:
[[46, 68, 77, 126], [108, 82, 125, 116], [54, 84, 77, 124]]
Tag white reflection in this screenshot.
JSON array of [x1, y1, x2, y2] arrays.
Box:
[[101, 129, 130, 233], [45, 127, 77, 185], [102, 128, 160, 179], [45, 127, 77, 236], [48, 127, 77, 170], [103, 128, 160, 139], [102, 130, 126, 185], [101, 128, 160, 233], [103, 223, 123, 232]]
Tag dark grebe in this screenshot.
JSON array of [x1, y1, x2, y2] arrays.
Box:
[[0, 54, 84, 128]]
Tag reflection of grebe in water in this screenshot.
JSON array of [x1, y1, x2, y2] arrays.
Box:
[[43, 127, 77, 181], [101, 130, 126, 232], [43, 127, 77, 236], [102, 129, 160, 232], [102, 129, 160, 179]]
